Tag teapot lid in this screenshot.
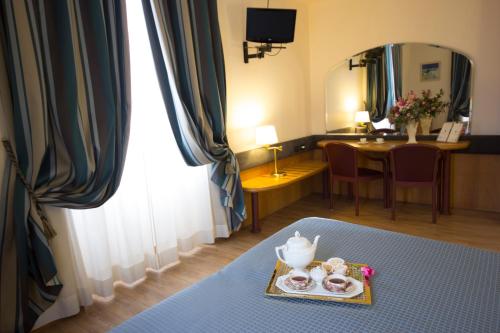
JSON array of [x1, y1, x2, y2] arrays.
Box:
[[286, 231, 312, 249]]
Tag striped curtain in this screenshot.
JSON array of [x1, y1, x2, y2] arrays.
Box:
[[366, 48, 387, 122], [392, 44, 402, 100], [141, 0, 246, 230], [384, 44, 396, 117], [0, 1, 130, 332], [448, 52, 471, 121], [366, 45, 400, 122]]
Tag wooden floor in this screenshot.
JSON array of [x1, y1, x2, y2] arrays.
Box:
[[34, 194, 500, 333]]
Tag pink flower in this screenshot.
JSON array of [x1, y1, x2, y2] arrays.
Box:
[[361, 266, 376, 280]]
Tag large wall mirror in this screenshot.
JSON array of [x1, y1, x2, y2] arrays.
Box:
[[326, 43, 472, 134]]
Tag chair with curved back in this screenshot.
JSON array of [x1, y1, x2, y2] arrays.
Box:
[[389, 144, 442, 223], [324, 142, 387, 216]]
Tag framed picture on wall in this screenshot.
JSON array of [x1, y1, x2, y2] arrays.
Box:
[[420, 62, 441, 81]]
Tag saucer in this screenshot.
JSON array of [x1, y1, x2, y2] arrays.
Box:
[[322, 277, 357, 294], [374, 141, 385, 144], [284, 276, 315, 291], [358, 141, 369, 145]]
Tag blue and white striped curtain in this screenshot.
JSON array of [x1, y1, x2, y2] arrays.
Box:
[[366, 53, 384, 122], [391, 44, 402, 100], [366, 45, 401, 122], [448, 52, 471, 121], [384, 44, 397, 115], [141, 0, 246, 231], [0, 1, 130, 331]]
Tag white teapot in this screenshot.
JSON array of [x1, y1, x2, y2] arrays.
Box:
[[275, 231, 320, 273]]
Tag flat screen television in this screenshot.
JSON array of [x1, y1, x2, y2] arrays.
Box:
[[246, 8, 297, 44]]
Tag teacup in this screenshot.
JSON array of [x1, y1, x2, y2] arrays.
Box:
[[323, 273, 348, 292], [288, 270, 310, 289], [376, 138, 384, 143], [359, 138, 367, 143], [327, 257, 345, 267], [333, 264, 348, 275]]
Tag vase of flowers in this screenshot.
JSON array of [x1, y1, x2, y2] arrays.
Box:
[[406, 120, 418, 143], [420, 116, 433, 135], [418, 89, 449, 135], [389, 91, 420, 144]]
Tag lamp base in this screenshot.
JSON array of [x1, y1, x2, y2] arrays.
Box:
[[266, 145, 285, 178], [355, 126, 367, 133]]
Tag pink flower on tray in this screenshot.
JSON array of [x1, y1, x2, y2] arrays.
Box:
[[361, 266, 376, 280]]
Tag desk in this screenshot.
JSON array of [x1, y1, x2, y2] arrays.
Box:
[[241, 160, 327, 232], [317, 140, 470, 214]]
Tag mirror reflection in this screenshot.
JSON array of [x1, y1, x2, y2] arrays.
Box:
[[325, 43, 472, 134]]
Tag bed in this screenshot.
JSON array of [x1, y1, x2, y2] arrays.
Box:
[[111, 217, 500, 333]]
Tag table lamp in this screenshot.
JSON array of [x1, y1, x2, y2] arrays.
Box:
[[256, 125, 286, 177], [354, 111, 370, 127]]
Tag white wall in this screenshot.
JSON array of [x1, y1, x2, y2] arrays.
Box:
[[218, 0, 311, 153], [308, 0, 500, 135]]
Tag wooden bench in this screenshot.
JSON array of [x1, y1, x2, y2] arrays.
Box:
[[241, 160, 327, 232]]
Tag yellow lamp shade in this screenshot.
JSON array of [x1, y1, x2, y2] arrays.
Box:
[[256, 125, 279, 146], [354, 111, 370, 123]]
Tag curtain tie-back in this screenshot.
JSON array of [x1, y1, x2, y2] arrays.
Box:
[[1, 139, 56, 239], [225, 155, 236, 175]]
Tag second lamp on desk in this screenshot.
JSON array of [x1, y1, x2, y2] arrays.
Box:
[[256, 125, 286, 177]]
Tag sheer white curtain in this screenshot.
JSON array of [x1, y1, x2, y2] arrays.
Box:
[[68, 0, 220, 298], [33, 0, 229, 328]]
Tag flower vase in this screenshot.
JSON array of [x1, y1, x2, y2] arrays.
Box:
[[420, 116, 432, 135], [406, 120, 418, 144]]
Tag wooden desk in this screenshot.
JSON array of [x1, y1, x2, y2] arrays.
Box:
[[316, 140, 470, 152], [242, 160, 327, 232], [317, 140, 470, 214]]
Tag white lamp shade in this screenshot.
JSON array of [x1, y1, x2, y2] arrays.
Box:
[[354, 111, 370, 123], [256, 125, 278, 145]]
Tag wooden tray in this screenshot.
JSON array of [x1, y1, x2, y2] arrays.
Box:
[[265, 260, 372, 305]]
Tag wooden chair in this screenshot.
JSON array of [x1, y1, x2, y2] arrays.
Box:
[[389, 144, 442, 223], [324, 142, 387, 216]]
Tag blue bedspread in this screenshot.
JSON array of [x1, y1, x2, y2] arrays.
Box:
[[111, 217, 500, 333]]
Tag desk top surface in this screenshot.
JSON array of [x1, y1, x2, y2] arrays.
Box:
[[241, 160, 327, 192], [317, 139, 470, 152]]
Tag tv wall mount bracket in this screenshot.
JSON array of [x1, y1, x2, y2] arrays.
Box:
[[243, 41, 286, 63]]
